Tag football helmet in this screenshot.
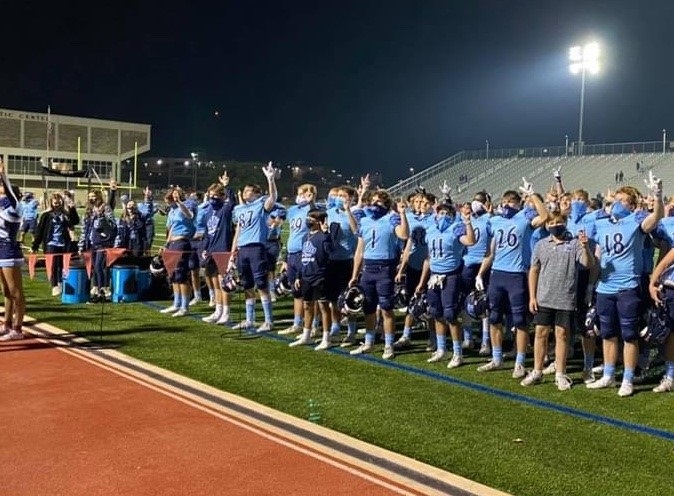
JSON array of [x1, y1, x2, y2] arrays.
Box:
[[464, 290, 488, 320], [149, 255, 166, 277], [393, 282, 407, 311], [274, 270, 293, 297], [221, 271, 238, 293], [338, 286, 365, 316], [408, 292, 428, 321], [640, 304, 672, 346], [583, 305, 599, 338]]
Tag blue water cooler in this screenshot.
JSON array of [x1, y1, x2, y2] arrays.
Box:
[[62, 267, 89, 304], [111, 265, 139, 303]]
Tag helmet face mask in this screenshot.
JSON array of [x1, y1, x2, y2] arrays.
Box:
[[338, 286, 365, 316], [393, 282, 407, 311], [464, 290, 488, 320]]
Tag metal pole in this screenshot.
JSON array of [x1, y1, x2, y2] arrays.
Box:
[[578, 67, 586, 156], [486, 140, 489, 159], [565, 135, 569, 156], [663, 129, 667, 154]]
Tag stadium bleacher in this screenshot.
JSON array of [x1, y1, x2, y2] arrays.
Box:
[[389, 142, 674, 202]]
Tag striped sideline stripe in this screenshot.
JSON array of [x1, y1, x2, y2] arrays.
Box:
[[21, 317, 510, 496]]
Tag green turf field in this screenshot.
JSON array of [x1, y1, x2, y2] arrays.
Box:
[[21, 268, 674, 496]]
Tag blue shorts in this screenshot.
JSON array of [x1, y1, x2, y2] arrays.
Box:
[[167, 239, 191, 284], [360, 260, 396, 314], [20, 218, 37, 234], [326, 259, 353, 301], [405, 267, 422, 303], [188, 239, 201, 270], [237, 244, 268, 290], [487, 270, 529, 328], [265, 241, 281, 271], [0, 239, 24, 268], [426, 268, 462, 322], [286, 251, 303, 298], [596, 288, 642, 342]]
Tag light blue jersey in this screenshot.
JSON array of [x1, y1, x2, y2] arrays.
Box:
[[490, 208, 536, 273], [21, 199, 39, 220], [463, 213, 492, 267], [406, 211, 433, 270], [166, 205, 195, 239], [194, 202, 209, 237], [654, 216, 674, 247], [425, 221, 467, 273], [233, 196, 269, 247], [327, 206, 357, 260], [593, 213, 645, 293], [286, 204, 313, 254], [359, 212, 401, 261]]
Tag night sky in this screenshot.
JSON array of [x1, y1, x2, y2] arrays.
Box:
[[3, 1, 674, 182]]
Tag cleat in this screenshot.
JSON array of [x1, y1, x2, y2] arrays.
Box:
[[208, 298, 216, 308], [172, 308, 188, 317], [427, 349, 447, 363], [382, 346, 395, 360], [310, 326, 320, 339], [512, 363, 526, 379], [582, 368, 596, 384], [478, 343, 491, 356], [520, 371, 543, 387], [160, 305, 179, 314], [215, 314, 232, 325], [591, 364, 604, 375], [350, 343, 374, 355], [314, 340, 332, 351], [461, 338, 474, 350], [393, 336, 412, 350], [617, 381, 634, 397], [256, 322, 273, 333], [653, 376, 673, 393], [188, 296, 202, 306], [278, 325, 302, 336], [477, 360, 503, 372], [555, 374, 573, 391], [542, 362, 557, 376], [232, 321, 255, 331], [202, 311, 222, 323], [0, 330, 25, 341], [90, 285, 99, 297], [447, 354, 464, 369], [586, 376, 616, 390], [289, 336, 313, 347], [51, 285, 62, 296], [340, 334, 357, 348], [425, 339, 437, 353]]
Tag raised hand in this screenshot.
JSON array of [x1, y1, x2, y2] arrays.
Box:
[[262, 161, 276, 180], [440, 180, 451, 196], [553, 165, 562, 182], [360, 173, 371, 191], [518, 177, 534, 196], [644, 170, 663, 197], [219, 171, 230, 186]]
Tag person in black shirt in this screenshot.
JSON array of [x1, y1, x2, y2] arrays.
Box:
[[289, 209, 333, 348]]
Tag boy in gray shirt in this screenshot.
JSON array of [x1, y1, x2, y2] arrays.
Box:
[[523, 212, 594, 390]]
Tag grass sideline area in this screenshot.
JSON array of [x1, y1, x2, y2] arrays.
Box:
[[20, 269, 674, 496]]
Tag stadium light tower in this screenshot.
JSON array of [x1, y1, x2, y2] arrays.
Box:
[[569, 42, 600, 156]]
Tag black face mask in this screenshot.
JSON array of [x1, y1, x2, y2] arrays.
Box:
[[88, 199, 96, 204]]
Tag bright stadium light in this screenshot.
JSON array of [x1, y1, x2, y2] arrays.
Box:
[[569, 42, 600, 155]]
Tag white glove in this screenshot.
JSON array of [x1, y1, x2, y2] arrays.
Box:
[[553, 166, 562, 182], [644, 170, 663, 198], [518, 177, 534, 196], [440, 180, 452, 196], [427, 274, 446, 289], [262, 161, 276, 180], [475, 275, 484, 292]]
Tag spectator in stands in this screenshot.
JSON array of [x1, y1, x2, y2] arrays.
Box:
[[19, 192, 39, 245]]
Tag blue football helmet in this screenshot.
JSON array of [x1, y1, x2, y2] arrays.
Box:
[[584, 305, 599, 338], [464, 290, 488, 320], [408, 292, 428, 321], [221, 271, 238, 293], [640, 304, 672, 346], [393, 282, 407, 311], [338, 286, 365, 316], [274, 270, 293, 297], [149, 255, 166, 277]]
